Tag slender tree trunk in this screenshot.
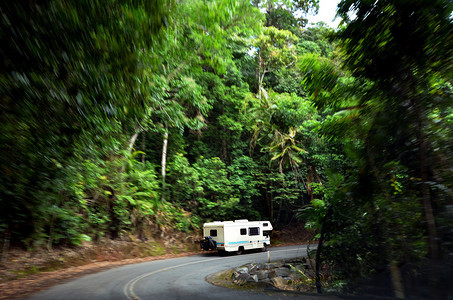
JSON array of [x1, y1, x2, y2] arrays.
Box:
[[411, 98, 439, 260], [270, 192, 274, 223], [161, 128, 168, 183], [141, 132, 146, 164], [266, 2, 273, 26], [161, 127, 168, 201], [390, 262, 405, 298], [275, 198, 283, 225], [306, 171, 313, 201], [127, 131, 140, 154], [121, 129, 141, 173], [411, 96, 445, 300], [257, 54, 262, 99], [310, 165, 323, 185], [256, 54, 268, 100], [267, 187, 274, 223]]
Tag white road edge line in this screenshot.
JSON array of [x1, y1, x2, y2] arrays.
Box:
[[122, 247, 307, 300]]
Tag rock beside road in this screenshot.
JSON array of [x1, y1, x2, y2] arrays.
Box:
[[230, 257, 316, 292]]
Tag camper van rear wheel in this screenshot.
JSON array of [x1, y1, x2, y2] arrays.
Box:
[[236, 246, 244, 255]]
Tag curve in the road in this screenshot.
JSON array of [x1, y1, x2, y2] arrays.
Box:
[[27, 245, 314, 300], [123, 256, 227, 300], [123, 247, 307, 300]]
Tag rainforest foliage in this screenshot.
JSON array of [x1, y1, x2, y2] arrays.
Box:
[[1, 0, 452, 294]]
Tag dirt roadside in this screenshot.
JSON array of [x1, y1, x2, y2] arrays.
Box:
[[0, 250, 199, 300]]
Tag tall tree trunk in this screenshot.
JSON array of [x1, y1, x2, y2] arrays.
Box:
[[141, 132, 146, 164], [127, 131, 140, 154], [121, 129, 141, 173], [306, 170, 313, 201], [161, 127, 168, 201], [411, 97, 445, 300], [161, 128, 168, 183], [257, 54, 262, 99], [266, 187, 274, 223], [275, 198, 283, 225], [310, 165, 323, 185], [266, 1, 273, 26], [390, 262, 405, 299], [411, 98, 439, 260]]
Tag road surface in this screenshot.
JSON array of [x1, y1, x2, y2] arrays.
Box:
[[26, 245, 323, 300]]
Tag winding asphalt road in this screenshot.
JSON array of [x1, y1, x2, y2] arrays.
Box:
[[25, 245, 323, 300]]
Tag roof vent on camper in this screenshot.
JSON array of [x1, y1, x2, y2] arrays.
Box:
[[234, 219, 248, 222]]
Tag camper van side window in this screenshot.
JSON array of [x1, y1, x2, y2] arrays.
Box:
[[240, 228, 246, 235], [249, 227, 260, 236], [210, 229, 217, 236], [263, 223, 268, 227]]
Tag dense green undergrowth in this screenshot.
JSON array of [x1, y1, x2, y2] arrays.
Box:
[[1, 0, 452, 297]]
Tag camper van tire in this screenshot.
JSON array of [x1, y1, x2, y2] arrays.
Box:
[[236, 246, 244, 255], [261, 244, 267, 252]]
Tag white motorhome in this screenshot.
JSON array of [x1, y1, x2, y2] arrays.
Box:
[[201, 219, 273, 254]]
